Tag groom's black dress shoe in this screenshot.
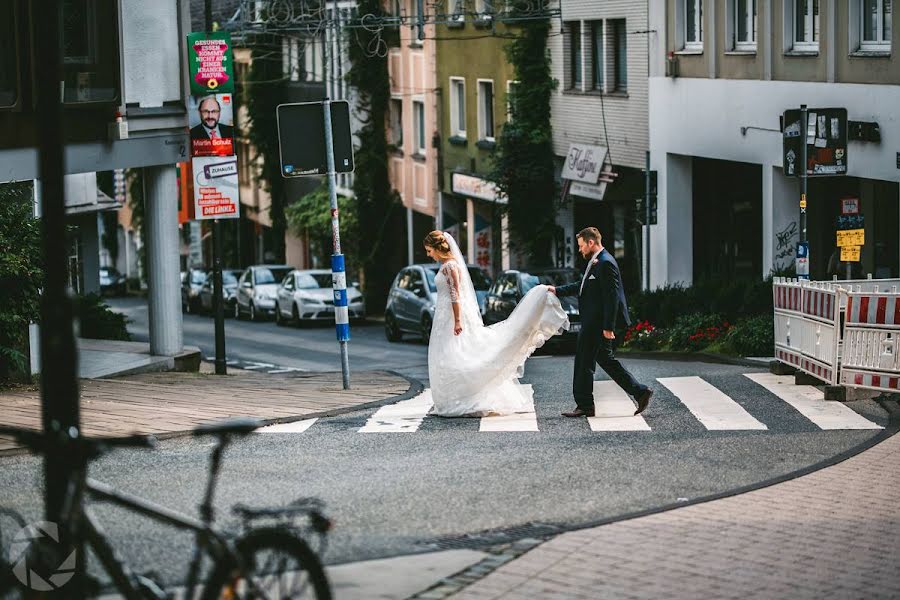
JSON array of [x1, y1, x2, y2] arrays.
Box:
[[562, 408, 594, 418], [634, 388, 653, 415]]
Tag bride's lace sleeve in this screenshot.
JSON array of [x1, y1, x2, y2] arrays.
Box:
[[443, 261, 461, 303]]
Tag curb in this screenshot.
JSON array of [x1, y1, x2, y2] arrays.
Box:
[[0, 371, 425, 457], [407, 397, 900, 599], [617, 350, 771, 368]]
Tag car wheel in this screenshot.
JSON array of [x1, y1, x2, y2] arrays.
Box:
[[249, 302, 258, 322], [293, 304, 303, 327], [421, 314, 433, 345], [233, 301, 242, 320], [275, 303, 284, 326], [384, 312, 401, 342]]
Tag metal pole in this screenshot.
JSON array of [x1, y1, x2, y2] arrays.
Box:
[[324, 98, 351, 389], [205, 0, 227, 374], [798, 104, 810, 280], [37, 1, 84, 594], [645, 150, 651, 291]]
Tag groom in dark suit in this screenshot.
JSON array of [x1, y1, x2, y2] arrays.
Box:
[[550, 227, 652, 418]]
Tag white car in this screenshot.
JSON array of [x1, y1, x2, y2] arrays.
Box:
[[235, 265, 294, 321], [274, 269, 366, 325]]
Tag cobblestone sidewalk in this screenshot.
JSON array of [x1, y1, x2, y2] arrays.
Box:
[[443, 409, 900, 599]]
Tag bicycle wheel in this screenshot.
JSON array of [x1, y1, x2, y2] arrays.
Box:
[[201, 528, 330, 600]]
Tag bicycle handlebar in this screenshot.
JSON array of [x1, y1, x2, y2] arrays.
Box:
[[0, 425, 157, 457]]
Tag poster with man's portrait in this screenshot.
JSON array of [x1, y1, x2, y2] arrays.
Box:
[[189, 93, 235, 157]]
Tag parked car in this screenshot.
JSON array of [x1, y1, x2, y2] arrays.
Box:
[[482, 267, 582, 343], [199, 269, 243, 316], [181, 268, 208, 314], [99, 267, 127, 296], [274, 269, 366, 326], [234, 265, 294, 321], [384, 263, 492, 343]]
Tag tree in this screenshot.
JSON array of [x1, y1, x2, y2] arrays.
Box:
[[286, 183, 360, 272], [491, 19, 558, 265], [347, 0, 405, 312], [0, 182, 42, 381]]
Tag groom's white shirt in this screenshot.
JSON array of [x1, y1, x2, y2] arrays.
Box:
[[579, 249, 602, 295]]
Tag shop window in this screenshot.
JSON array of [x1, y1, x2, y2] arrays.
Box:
[[60, 0, 120, 104], [0, 1, 19, 108]]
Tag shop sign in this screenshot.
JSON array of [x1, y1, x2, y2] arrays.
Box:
[[451, 172, 507, 203], [475, 227, 492, 271], [562, 144, 608, 184], [841, 246, 861, 262], [192, 156, 240, 220], [841, 197, 859, 215], [570, 181, 607, 201], [836, 228, 865, 247]]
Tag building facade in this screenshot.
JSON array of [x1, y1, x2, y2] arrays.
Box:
[[388, 0, 441, 265], [551, 0, 650, 293], [648, 0, 899, 287]]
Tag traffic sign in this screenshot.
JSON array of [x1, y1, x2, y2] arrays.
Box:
[[277, 100, 354, 177], [783, 108, 848, 177]]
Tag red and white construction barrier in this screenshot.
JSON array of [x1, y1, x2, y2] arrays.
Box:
[[840, 287, 900, 394]]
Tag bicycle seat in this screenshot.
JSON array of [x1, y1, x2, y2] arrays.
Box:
[[192, 417, 263, 438]]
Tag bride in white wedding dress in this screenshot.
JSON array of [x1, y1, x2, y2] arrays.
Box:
[[424, 230, 569, 417]]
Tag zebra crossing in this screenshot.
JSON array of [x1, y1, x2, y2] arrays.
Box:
[[255, 373, 884, 435]]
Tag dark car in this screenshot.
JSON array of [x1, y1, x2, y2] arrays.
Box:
[[99, 267, 127, 296], [234, 264, 294, 321], [482, 267, 582, 342], [181, 268, 208, 314], [384, 263, 492, 343], [199, 269, 243, 316]]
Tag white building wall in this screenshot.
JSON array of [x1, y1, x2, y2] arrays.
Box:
[[551, 0, 650, 170], [649, 76, 900, 287]]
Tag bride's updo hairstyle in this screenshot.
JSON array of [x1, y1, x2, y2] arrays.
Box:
[[423, 230, 454, 260]]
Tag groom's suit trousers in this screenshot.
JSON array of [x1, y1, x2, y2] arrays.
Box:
[[573, 332, 644, 412]]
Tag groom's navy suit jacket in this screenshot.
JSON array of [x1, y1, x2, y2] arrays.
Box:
[[556, 248, 631, 332]]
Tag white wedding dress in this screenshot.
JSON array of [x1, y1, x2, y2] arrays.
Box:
[[428, 259, 570, 417]]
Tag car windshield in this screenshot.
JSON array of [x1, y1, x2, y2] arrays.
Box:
[[222, 271, 239, 286], [255, 268, 292, 285], [423, 265, 491, 292], [521, 270, 580, 294], [191, 271, 207, 285], [296, 273, 332, 289]]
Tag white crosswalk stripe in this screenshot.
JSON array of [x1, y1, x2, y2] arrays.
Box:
[[744, 373, 883, 430], [358, 389, 434, 432], [256, 419, 318, 433], [480, 386, 539, 431], [588, 381, 651, 431], [658, 376, 768, 430]]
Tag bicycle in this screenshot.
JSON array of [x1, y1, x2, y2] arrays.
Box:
[[0, 417, 332, 599]]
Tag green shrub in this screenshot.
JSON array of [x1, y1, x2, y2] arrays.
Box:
[[724, 315, 774, 357], [74, 294, 131, 341], [629, 278, 773, 329], [667, 313, 732, 351], [622, 321, 668, 351]]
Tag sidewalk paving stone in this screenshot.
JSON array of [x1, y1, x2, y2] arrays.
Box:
[[443, 413, 900, 599], [0, 369, 414, 453]]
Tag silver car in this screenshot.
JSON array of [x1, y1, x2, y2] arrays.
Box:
[[234, 265, 294, 321], [274, 269, 366, 325]]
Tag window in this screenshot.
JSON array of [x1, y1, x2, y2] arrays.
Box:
[[684, 0, 704, 51], [506, 80, 519, 122], [60, 0, 120, 103], [390, 98, 403, 147], [0, 1, 18, 107], [476, 0, 494, 14], [592, 21, 605, 90], [733, 0, 758, 50], [860, 0, 892, 51], [304, 34, 325, 81], [282, 36, 300, 81], [450, 77, 466, 137], [792, 0, 820, 51], [569, 21, 582, 88], [612, 19, 627, 92], [477, 80, 495, 140], [413, 100, 426, 155]]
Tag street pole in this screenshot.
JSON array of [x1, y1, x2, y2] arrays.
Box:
[[205, 0, 227, 374], [37, 1, 85, 594], [798, 104, 810, 280], [325, 3, 351, 389], [645, 150, 651, 291]]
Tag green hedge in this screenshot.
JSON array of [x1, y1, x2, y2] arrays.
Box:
[[74, 294, 131, 341], [723, 315, 774, 357], [628, 278, 773, 329]]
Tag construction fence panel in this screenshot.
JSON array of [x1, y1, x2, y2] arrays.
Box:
[[840, 288, 900, 394]]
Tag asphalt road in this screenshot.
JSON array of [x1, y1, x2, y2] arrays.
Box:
[[0, 298, 890, 590]]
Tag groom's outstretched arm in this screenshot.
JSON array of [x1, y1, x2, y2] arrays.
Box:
[[553, 282, 579, 296]]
